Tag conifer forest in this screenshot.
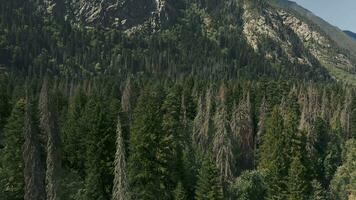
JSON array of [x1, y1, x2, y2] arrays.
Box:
[[0, 0, 355, 200]]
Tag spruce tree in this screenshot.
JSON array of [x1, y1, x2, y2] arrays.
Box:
[[83, 95, 116, 200], [213, 85, 234, 185], [230, 170, 267, 200], [0, 99, 25, 200], [128, 87, 164, 200], [39, 78, 62, 200], [0, 74, 10, 143], [174, 182, 187, 200], [161, 85, 185, 196], [231, 92, 254, 170], [310, 180, 329, 200], [195, 155, 223, 200], [258, 107, 288, 200], [61, 86, 87, 177], [23, 97, 46, 200], [193, 89, 213, 153], [112, 115, 129, 200], [287, 154, 308, 200], [330, 139, 356, 200]]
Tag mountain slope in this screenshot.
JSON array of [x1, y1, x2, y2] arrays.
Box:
[[42, 0, 184, 30], [257, 0, 356, 84], [273, 0, 356, 59], [344, 30, 356, 40], [2, 0, 356, 84]]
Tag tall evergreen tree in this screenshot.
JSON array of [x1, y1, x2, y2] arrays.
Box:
[[330, 139, 356, 200], [174, 182, 187, 200], [258, 107, 288, 200], [213, 85, 234, 185], [194, 155, 223, 200], [23, 97, 46, 200], [308, 117, 331, 185], [0, 99, 25, 200], [39, 78, 62, 200], [230, 170, 267, 200], [83, 94, 116, 200], [193, 88, 213, 153], [0, 74, 10, 144], [112, 115, 129, 200], [161, 85, 185, 196], [61, 86, 87, 177], [128, 87, 165, 200], [287, 153, 308, 200], [231, 92, 254, 170]]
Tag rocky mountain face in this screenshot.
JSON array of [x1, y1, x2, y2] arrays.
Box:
[[42, 0, 181, 30], [243, 0, 356, 82], [40, 0, 356, 82]]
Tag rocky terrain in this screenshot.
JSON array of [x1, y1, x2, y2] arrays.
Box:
[[41, 0, 181, 30], [35, 0, 356, 83], [243, 0, 356, 81]]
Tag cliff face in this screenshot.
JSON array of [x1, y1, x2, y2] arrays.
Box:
[[41, 0, 180, 30], [242, 0, 356, 81]]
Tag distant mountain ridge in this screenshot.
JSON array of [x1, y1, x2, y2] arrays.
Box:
[[344, 31, 356, 40]]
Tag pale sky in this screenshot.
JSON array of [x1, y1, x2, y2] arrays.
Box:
[[292, 0, 356, 33]]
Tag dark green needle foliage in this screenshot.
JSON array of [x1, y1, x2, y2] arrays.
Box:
[[0, 0, 354, 199]]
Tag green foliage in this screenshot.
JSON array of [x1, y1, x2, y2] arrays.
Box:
[[0, 99, 25, 200], [0, 1, 355, 198], [83, 95, 117, 200], [195, 156, 223, 200], [330, 139, 356, 200], [287, 154, 308, 200], [230, 170, 267, 200], [174, 182, 187, 200], [128, 87, 168, 200], [258, 107, 288, 199]]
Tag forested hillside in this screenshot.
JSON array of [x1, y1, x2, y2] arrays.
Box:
[[0, 0, 355, 200]]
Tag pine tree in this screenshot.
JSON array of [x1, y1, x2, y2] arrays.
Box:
[[213, 85, 234, 185], [193, 89, 213, 153], [174, 182, 187, 200], [308, 117, 330, 185], [230, 170, 267, 200], [330, 139, 356, 200], [258, 107, 288, 200], [256, 96, 268, 147], [112, 115, 129, 200], [128, 87, 164, 200], [310, 180, 329, 200], [83, 94, 116, 200], [121, 75, 136, 121], [231, 92, 254, 170], [0, 74, 10, 143], [195, 155, 223, 200], [287, 154, 308, 200], [0, 99, 25, 200], [23, 97, 46, 200], [61, 86, 87, 177], [39, 78, 62, 200], [161, 85, 185, 197], [350, 90, 356, 139], [323, 127, 342, 187]]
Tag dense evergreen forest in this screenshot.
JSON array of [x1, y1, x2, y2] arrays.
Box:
[[0, 0, 355, 200]]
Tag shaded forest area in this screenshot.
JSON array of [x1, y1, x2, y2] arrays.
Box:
[[0, 0, 355, 200]]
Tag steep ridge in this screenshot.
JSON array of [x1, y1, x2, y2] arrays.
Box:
[[269, 0, 356, 83], [344, 31, 356, 40]]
